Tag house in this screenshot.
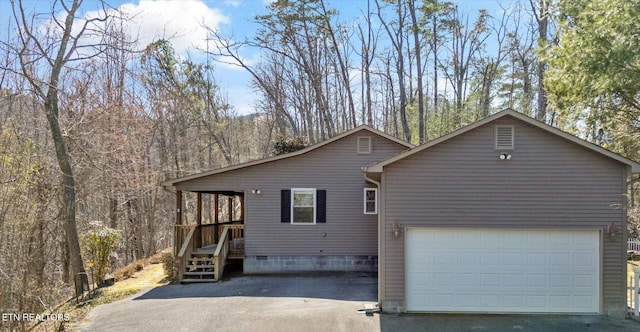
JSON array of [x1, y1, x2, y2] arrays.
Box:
[[162, 109, 640, 317], [161, 125, 413, 281]]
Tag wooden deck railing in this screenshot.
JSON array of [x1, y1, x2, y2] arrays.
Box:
[[200, 224, 217, 248], [214, 226, 231, 280], [175, 225, 197, 282], [213, 224, 244, 280]]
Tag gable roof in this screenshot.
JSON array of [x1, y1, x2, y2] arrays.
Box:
[[365, 109, 640, 174], [161, 125, 414, 187]]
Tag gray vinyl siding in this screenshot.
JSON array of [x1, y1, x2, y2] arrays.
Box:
[[382, 116, 628, 314], [176, 131, 409, 257]]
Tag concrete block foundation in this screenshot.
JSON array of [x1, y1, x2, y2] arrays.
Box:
[[244, 255, 377, 274]]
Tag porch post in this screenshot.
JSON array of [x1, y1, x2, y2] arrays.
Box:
[[197, 193, 202, 225], [176, 190, 183, 225], [240, 194, 244, 221], [195, 193, 202, 248], [214, 194, 219, 224], [214, 194, 219, 243], [174, 190, 182, 259], [228, 196, 234, 222]]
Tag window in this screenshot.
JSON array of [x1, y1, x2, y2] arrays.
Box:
[[357, 136, 372, 154], [364, 188, 378, 214], [292, 188, 316, 224], [281, 189, 326, 224], [495, 125, 514, 150]]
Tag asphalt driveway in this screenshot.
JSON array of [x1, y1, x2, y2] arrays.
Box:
[[78, 273, 640, 332]]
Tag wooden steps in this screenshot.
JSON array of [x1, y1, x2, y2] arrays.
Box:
[[182, 251, 216, 283], [179, 238, 245, 283]]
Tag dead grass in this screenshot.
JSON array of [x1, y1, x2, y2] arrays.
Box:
[[112, 250, 169, 282], [103, 263, 167, 296], [31, 250, 172, 331]]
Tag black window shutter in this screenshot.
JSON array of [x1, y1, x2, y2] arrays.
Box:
[[316, 190, 326, 223], [281, 190, 291, 223]]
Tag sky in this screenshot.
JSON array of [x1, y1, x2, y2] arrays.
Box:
[[0, 0, 509, 115]]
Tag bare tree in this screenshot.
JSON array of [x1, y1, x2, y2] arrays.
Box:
[[408, 0, 426, 143], [204, 29, 297, 137], [376, 0, 411, 142], [9, 0, 109, 286], [500, 1, 536, 115], [319, 0, 356, 128], [441, 6, 490, 126], [529, 0, 549, 121], [473, 6, 511, 118], [354, 1, 378, 126]]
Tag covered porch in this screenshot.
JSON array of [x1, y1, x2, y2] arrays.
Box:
[[174, 190, 245, 283]]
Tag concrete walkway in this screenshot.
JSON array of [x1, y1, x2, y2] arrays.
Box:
[[78, 273, 640, 332]]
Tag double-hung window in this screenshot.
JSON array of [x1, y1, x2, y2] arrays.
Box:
[[281, 189, 326, 224], [291, 188, 316, 224], [364, 188, 378, 214]]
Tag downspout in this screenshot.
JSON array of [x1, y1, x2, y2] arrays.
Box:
[[362, 167, 381, 189], [362, 167, 382, 310]]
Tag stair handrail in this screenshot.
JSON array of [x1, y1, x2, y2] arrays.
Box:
[[213, 226, 231, 280], [176, 225, 197, 282]]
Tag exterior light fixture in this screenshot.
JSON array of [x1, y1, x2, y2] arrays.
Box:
[[392, 223, 401, 238], [499, 153, 512, 160], [251, 189, 262, 195], [607, 222, 618, 237]]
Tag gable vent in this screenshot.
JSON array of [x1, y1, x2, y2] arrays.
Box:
[[358, 137, 371, 154], [495, 125, 514, 149]]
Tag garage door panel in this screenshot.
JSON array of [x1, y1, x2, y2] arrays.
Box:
[[435, 252, 457, 264], [574, 274, 596, 287], [503, 253, 524, 265], [480, 253, 501, 265], [457, 252, 478, 265], [574, 253, 596, 266], [550, 253, 571, 265], [480, 273, 501, 286], [527, 253, 547, 265], [433, 294, 454, 306], [406, 228, 600, 313], [574, 296, 596, 309], [550, 274, 570, 287], [549, 233, 571, 245], [503, 274, 525, 286]]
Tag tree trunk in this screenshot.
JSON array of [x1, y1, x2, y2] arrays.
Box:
[[44, 92, 86, 283], [320, 0, 356, 128], [409, 0, 426, 143], [532, 0, 549, 121]]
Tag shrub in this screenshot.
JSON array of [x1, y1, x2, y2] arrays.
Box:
[[161, 251, 175, 282], [271, 134, 307, 155], [148, 251, 165, 264], [82, 221, 121, 285]]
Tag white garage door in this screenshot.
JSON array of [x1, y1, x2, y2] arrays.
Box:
[[405, 228, 600, 313]]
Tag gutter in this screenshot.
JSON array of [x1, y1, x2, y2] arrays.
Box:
[[362, 167, 382, 310], [362, 167, 381, 188]]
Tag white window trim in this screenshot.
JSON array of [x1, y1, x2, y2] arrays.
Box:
[[357, 136, 372, 154], [291, 188, 316, 224], [364, 188, 378, 214], [495, 125, 515, 150]]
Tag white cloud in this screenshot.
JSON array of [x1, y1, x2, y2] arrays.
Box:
[[113, 0, 230, 54], [223, 0, 241, 7]]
